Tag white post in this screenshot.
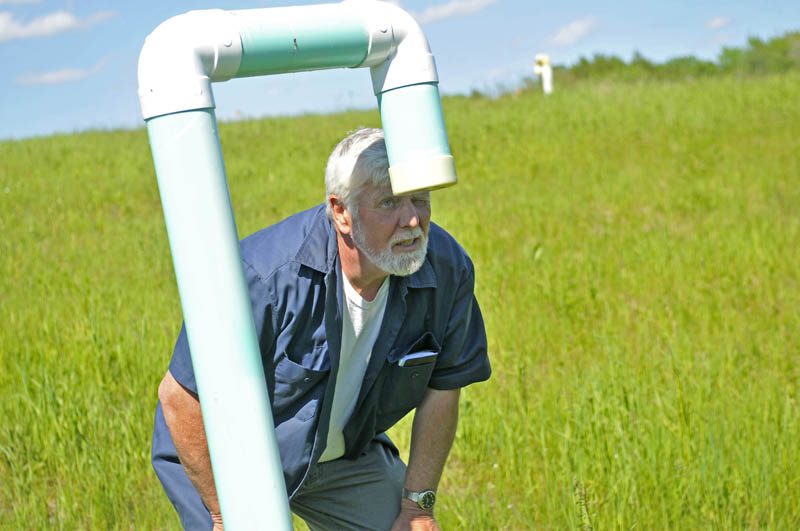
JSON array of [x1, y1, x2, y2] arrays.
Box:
[[534, 53, 553, 95]]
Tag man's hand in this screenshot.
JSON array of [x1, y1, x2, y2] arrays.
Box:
[[159, 371, 223, 529], [211, 510, 224, 531], [395, 388, 459, 530], [390, 500, 440, 531]]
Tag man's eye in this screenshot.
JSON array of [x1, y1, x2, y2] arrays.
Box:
[[380, 198, 396, 208], [412, 197, 430, 206]]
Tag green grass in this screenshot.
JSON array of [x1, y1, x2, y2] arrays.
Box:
[[1, 73, 799, 529]]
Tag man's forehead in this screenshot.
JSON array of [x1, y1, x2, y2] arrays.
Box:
[[363, 183, 393, 197], [362, 182, 430, 199]]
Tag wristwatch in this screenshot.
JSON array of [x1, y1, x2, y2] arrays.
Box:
[[402, 488, 436, 511]]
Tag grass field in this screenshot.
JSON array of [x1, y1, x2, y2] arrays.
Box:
[[1, 73, 799, 529]]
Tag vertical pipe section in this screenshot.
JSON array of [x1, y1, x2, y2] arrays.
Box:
[[146, 109, 292, 530], [377, 82, 456, 194]]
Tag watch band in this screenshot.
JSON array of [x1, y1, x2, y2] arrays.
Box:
[[402, 488, 436, 511]]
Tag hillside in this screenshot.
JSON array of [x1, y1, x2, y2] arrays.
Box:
[[1, 73, 799, 528]]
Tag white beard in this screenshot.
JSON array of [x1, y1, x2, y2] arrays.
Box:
[[351, 216, 428, 277]]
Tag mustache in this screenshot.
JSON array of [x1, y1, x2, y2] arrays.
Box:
[[389, 227, 425, 246]]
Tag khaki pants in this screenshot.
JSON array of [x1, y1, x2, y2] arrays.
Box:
[[290, 441, 407, 530]]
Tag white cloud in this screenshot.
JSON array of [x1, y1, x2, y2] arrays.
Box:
[[15, 58, 107, 85], [412, 0, 499, 25], [547, 16, 597, 47], [0, 9, 116, 42], [706, 16, 730, 30]]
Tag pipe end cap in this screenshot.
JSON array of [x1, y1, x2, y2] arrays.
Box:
[[388, 155, 457, 195]]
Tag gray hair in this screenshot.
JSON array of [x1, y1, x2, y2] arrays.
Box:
[[324, 128, 391, 219]]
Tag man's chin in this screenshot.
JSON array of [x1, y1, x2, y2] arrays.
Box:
[[382, 249, 427, 277], [351, 223, 427, 276]]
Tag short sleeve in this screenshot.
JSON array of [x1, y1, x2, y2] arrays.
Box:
[[167, 259, 277, 395], [168, 324, 196, 393], [428, 265, 491, 390]]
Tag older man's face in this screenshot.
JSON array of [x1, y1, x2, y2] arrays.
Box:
[[350, 183, 431, 276]]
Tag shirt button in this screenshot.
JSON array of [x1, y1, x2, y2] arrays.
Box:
[[303, 377, 311, 383], [410, 371, 419, 380]]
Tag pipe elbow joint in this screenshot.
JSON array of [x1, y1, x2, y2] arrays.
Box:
[[349, 1, 453, 194], [348, 0, 437, 94], [138, 10, 243, 120]]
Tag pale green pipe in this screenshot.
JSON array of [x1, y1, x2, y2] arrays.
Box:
[[140, 2, 459, 527], [377, 82, 456, 193], [230, 4, 457, 193], [234, 5, 370, 77], [146, 109, 292, 529]]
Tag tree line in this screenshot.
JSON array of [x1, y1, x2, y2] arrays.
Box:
[[550, 30, 800, 84]]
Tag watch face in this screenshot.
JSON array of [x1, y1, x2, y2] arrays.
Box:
[[419, 491, 436, 510]]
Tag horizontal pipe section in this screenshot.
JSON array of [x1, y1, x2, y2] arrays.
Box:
[[232, 4, 370, 77]]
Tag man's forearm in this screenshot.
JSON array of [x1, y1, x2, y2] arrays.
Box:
[[159, 371, 223, 523], [404, 387, 460, 494]]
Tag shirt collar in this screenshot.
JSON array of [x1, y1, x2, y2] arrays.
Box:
[[405, 256, 437, 289], [293, 204, 438, 289], [294, 205, 338, 273]]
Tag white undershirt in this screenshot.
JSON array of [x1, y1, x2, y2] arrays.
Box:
[[318, 274, 389, 462]]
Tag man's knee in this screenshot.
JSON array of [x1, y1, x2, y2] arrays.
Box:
[[291, 441, 406, 530]]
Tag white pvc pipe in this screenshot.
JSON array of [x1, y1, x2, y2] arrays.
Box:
[[138, 0, 439, 120], [138, 1, 458, 528], [138, 1, 455, 194]]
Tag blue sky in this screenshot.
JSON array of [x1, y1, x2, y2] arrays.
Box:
[[0, 0, 797, 140]]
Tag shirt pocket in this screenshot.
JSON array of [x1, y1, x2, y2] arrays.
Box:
[[379, 332, 441, 416], [273, 354, 329, 422]]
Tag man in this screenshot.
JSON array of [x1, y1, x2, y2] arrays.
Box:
[[152, 128, 490, 530]]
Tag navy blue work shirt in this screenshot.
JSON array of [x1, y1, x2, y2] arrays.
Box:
[[152, 204, 490, 525]]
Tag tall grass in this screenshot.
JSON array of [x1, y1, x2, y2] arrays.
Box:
[[1, 74, 798, 528]]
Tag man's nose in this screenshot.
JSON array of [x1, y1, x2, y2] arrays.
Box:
[[398, 199, 420, 228]]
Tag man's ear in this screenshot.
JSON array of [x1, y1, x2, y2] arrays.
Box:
[[329, 195, 352, 236]]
